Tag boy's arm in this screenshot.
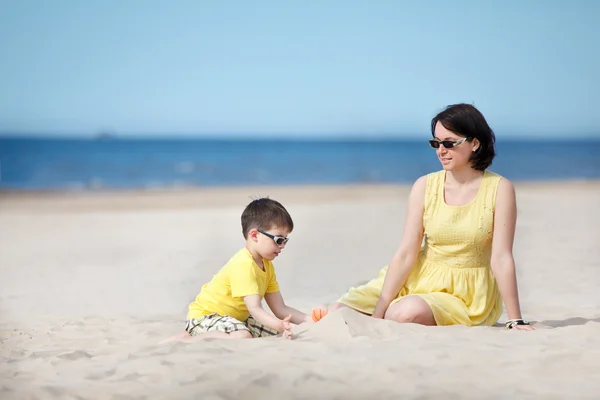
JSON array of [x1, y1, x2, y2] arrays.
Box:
[[243, 294, 289, 332], [265, 292, 312, 325]]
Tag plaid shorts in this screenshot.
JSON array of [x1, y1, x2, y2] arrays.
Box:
[[185, 313, 279, 338]]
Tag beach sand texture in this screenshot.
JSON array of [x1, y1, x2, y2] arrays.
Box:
[[1, 181, 600, 399]]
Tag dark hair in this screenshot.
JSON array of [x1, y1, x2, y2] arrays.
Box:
[[241, 197, 294, 238], [431, 103, 496, 171]]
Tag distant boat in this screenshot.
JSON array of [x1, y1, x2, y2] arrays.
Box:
[[94, 131, 116, 140]]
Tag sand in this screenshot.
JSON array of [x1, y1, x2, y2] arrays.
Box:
[[1, 181, 600, 399]]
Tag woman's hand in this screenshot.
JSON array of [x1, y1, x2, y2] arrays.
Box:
[[371, 297, 389, 319], [511, 324, 535, 331], [506, 318, 535, 331]]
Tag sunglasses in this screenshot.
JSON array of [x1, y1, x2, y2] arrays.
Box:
[[258, 230, 289, 246], [428, 137, 470, 149]]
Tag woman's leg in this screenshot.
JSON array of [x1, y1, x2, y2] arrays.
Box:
[[329, 302, 370, 315], [329, 302, 349, 311], [384, 295, 436, 326]]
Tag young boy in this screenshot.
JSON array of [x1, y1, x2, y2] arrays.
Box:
[[184, 197, 312, 339]]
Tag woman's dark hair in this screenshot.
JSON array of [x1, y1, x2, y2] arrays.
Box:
[[431, 103, 496, 171]]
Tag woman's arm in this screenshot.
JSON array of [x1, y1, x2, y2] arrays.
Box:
[[490, 178, 532, 329], [372, 176, 427, 318]]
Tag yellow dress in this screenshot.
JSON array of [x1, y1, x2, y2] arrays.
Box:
[[338, 170, 504, 326]]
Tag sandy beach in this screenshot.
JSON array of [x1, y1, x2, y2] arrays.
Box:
[[1, 180, 600, 399]]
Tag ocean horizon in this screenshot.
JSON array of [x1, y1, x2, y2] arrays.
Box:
[[1, 136, 599, 191]]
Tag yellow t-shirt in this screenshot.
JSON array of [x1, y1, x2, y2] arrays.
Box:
[[187, 248, 280, 321]]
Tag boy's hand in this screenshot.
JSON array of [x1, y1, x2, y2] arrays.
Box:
[[281, 315, 292, 340]]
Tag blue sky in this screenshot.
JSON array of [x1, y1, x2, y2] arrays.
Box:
[[0, 1, 598, 138]]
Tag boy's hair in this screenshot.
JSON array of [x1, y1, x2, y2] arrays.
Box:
[[241, 197, 294, 239]]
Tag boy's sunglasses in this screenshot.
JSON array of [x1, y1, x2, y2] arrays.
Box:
[[258, 230, 289, 246], [428, 137, 470, 149]]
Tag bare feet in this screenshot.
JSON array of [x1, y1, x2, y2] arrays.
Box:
[[157, 331, 193, 344]]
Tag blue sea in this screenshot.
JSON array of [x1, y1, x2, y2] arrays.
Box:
[[0, 137, 599, 190]]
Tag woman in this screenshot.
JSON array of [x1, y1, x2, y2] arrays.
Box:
[[333, 103, 534, 330]]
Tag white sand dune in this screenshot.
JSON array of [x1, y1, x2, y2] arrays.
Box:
[[1, 181, 600, 399]]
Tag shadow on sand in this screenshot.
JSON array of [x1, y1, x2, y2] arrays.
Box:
[[532, 316, 600, 328]]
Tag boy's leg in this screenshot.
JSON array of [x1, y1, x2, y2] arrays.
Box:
[[158, 330, 196, 344], [244, 316, 280, 338], [186, 313, 253, 339], [160, 330, 252, 343], [189, 330, 252, 340]]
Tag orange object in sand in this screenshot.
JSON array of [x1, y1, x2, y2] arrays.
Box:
[[311, 307, 328, 322]]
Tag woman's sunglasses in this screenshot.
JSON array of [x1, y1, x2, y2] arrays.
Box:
[[258, 230, 289, 246], [428, 137, 470, 149]]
